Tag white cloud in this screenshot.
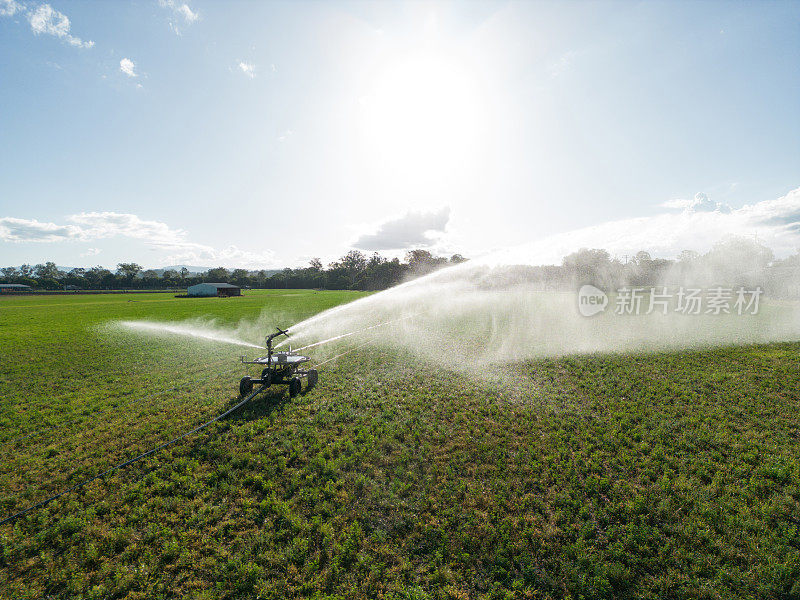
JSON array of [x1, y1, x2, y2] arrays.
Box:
[[353, 207, 451, 250], [692, 192, 731, 213], [27, 3, 94, 48], [238, 61, 256, 79], [277, 129, 293, 142], [162, 244, 277, 269], [662, 192, 731, 213], [738, 189, 800, 233], [176, 3, 197, 22], [158, 0, 198, 35], [0, 217, 84, 242], [0, 212, 187, 246], [0, 0, 20, 17], [0, 211, 278, 268], [119, 58, 137, 77], [0, 211, 188, 246], [67, 212, 187, 245], [549, 50, 577, 78], [68, 213, 277, 267], [484, 187, 800, 266], [661, 198, 694, 210]]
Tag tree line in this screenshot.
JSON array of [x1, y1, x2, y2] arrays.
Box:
[[3, 238, 798, 295], [481, 238, 800, 298], [0, 250, 468, 291]]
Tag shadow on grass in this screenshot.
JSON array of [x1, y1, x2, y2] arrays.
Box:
[[226, 388, 289, 424], [222, 380, 318, 424]]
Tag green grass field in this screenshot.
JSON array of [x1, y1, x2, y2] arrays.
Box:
[[1, 290, 799, 599]]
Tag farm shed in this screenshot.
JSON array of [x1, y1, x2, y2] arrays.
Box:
[[187, 282, 241, 297], [0, 283, 32, 292]]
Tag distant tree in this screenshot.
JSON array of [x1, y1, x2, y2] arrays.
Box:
[[62, 268, 86, 289], [252, 270, 269, 288], [706, 237, 773, 269], [0, 247, 472, 292], [116, 263, 143, 287], [773, 251, 800, 269], [563, 248, 611, 273], [37, 278, 61, 290], [449, 254, 467, 264], [562, 248, 623, 288], [324, 258, 350, 290], [405, 249, 435, 273], [206, 267, 230, 281], [231, 269, 249, 286], [359, 254, 407, 290], [626, 250, 676, 286], [296, 259, 324, 288], [357, 253, 385, 289], [141, 270, 159, 288], [677, 250, 699, 263], [331, 250, 367, 289], [15, 276, 38, 288], [270, 270, 288, 289], [85, 266, 111, 289], [101, 270, 117, 289], [402, 249, 450, 278], [34, 261, 62, 280], [701, 237, 774, 287], [341, 250, 367, 272]]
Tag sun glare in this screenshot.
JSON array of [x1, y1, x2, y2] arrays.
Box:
[[357, 50, 486, 187]]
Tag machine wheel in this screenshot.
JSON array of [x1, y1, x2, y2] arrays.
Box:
[[260, 368, 272, 387], [307, 369, 318, 390], [289, 378, 301, 398], [239, 377, 253, 397]]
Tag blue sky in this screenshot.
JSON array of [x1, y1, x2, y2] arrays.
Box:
[[1, 0, 798, 269]]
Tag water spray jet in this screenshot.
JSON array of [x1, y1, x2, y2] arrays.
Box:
[[119, 320, 262, 349]]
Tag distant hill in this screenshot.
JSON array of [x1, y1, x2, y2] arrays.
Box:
[[155, 266, 282, 277], [155, 265, 216, 275]]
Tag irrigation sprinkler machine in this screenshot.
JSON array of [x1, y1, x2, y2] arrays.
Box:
[[239, 327, 318, 398]]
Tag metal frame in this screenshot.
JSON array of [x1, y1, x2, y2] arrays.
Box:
[[238, 327, 317, 396]]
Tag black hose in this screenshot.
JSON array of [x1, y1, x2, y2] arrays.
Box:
[[4, 357, 236, 446], [0, 384, 265, 528]]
